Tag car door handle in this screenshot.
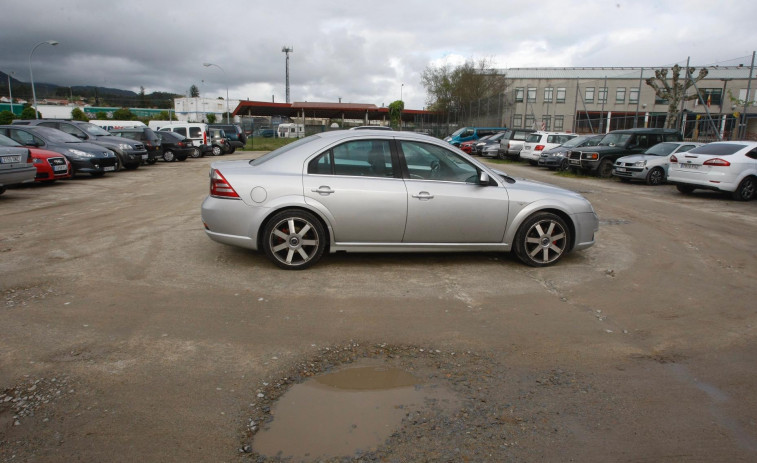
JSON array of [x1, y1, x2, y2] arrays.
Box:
[[412, 191, 434, 200], [311, 186, 335, 195]]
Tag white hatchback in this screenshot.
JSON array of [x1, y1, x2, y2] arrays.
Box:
[[520, 132, 578, 165], [667, 141, 757, 200]]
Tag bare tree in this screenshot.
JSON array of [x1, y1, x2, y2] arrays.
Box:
[[645, 64, 708, 129], [422, 58, 508, 115]]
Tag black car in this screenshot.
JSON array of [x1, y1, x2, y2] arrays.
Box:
[[13, 119, 148, 170], [109, 127, 161, 164], [209, 124, 245, 153], [538, 134, 604, 171], [0, 125, 118, 177], [155, 131, 192, 162]]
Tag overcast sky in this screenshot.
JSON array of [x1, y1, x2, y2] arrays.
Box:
[[2, 0, 756, 110]]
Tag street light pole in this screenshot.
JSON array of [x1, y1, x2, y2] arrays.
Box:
[[7, 72, 13, 115], [203, 62, 230, 123], [29, 40, 59, 119]]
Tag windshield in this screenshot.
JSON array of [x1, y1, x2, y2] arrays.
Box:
[[644, 143, 679, 156], [687, 143, 747, 156], [79, 123, 112, 136], [0, 134, 21, 147], [250, 134, 322, 166], [562, 136, 592, 148], [32, 127, 84, 143], [598, 133, 631, 147]]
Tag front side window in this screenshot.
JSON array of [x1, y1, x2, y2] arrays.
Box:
[[308, 139, 394, 178], [585, 87, 595, 103], [399, 141, 478, 183]]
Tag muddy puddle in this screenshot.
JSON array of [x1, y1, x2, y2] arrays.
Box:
[[253, 359, 460, 461]]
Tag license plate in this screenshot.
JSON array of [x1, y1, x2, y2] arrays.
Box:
[[570, 160, 581, 165], [1, 155, 21, 163], [142, 154, 148, 160], [104, 166, 116, 172], [680, 163, 699, 169], [616, 167, 626, 172], [53, 164, 67, 172]]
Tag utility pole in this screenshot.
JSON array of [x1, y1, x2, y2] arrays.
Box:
[[282, 46, 293, 104]]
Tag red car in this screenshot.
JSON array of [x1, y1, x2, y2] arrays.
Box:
[[31, 147, 71, 182], [459, 140, 477, 154]]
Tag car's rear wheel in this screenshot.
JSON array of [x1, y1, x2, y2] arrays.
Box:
[[263, 210, 326, 270], [227, 147, 236, 154], [163, 150, 176, 162], [646, 167, 665, 185], [513, 212, 570, 267], [676, 184, 695, 194], [211, 145, 223, 156], [190, 147, 202, 158], [732, 176, 756, 201]]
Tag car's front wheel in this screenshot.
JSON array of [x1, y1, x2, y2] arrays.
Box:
[[732, 176, 756, 201], [211, 145, 223, 156], [513, 212, 570, 267], [597, 159, 613, 178], [262, 210, 326, 270], [646, 167, 665, 185], [190, 147, 202, 158]]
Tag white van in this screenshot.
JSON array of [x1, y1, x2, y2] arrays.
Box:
[[90, 120, 146, 131], [277, 123, 305, 139], [157, 122, 209, 158]]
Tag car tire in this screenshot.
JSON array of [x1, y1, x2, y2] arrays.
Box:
[[676, 184, 695, 195], [124, 163, 139, 170], [0, 186, 6, 195], [513, 212, 570, 267], [732, 176, 756, 201], [163, 150, 176, 162], [190, 147, 202, 158], [262, 209, 326, 270], [645, 167, 665, 185], [228, 147, 236, 154], [212, 145, 223, 156], [558, 159, 571, 172], [597, 159, 613, 178]]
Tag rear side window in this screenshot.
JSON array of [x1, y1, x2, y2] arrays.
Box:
[[189, 127, 203, 138], [526, 133, 541, 142], [688, 143, 747, 156], [308, 140, 394, 178], [513, 132, 531, 141]]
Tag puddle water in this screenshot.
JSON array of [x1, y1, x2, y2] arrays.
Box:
[[253, 359, 459, 461]]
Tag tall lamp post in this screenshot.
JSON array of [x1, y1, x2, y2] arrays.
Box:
[[202, 62, 230, 123], [6, 72, 14, 115], [29, 40, 59, 119]]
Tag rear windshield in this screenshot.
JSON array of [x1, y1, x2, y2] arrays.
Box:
[[250, 135, 322, 166], [687, 143, 747, 156]]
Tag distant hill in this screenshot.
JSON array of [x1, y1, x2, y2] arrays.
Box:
[[0, 70, 181, 109]]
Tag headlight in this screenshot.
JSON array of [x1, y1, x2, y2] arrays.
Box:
[[68, 149, 95, 158], [554, 152, 565, 158], [33, 157, 43, 164], [633, 160, 647, 167], [118, 143, 132, 150]]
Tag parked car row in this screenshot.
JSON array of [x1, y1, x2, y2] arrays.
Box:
[[0, 120, 246, 195], [458, 125, 757, 201]]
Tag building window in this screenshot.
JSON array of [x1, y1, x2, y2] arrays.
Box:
[[655, 94, 668, 105], [525, 115, 535, 129], [585, 87, 595, 103], [544, 87, 553, 103], [515, 88, 524, 103], [556, 87, 566, 103], [542, 116, 551, 131], [616, 88, 626, 103], [598, 87, 608, 103], [629, 87, 639, 104], [527, 88, 536, 103], [554, 115, 564, 130], [698, 88, 723, 106], [512, 114, 523, 128]]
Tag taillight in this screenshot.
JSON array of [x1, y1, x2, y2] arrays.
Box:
[[210, 169, 240, 198], [26, 149, 33, 164], [670, 155, 678, 163], [535, 145, 545, 151], [703, 158, 730, 167]]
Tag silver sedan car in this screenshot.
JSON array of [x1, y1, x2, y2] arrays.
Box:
[[201, 130, 599, 269]]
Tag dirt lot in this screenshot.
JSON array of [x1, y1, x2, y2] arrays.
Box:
[[1, 150, 756, 462]]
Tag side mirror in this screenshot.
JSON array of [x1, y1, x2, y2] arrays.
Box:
[[478, 171, 491, 185]]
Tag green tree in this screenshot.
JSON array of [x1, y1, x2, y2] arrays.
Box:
[[0, 110, 15, 125], [421, 58, 508, 115], [388, 100, 404, 129], [20, 105, 39, 119], [190, 85, 200, 97], [206, 113, 217, 124], [646, 64, 709, 129], [113, 107, 136, 120], [71, 107, 89, 121], [96, 111, 109, 120]]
